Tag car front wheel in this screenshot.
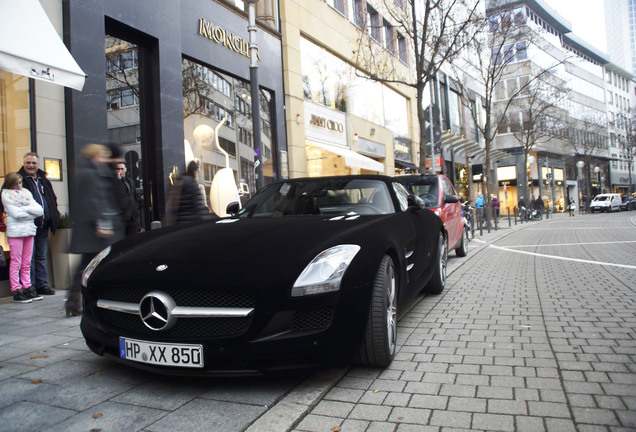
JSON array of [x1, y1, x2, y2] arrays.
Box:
[[424, 232, 447, 295], [356, 255, 397, 367]]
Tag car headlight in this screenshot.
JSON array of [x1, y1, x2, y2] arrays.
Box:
[[291, 245, 361, 297], [81, 246, 111, 287]]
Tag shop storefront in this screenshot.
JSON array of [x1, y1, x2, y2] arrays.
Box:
[[66, 0, 287, 227], [304, 102, 383, 176]]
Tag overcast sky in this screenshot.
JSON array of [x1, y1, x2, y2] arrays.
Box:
[[548, 0, 607, 53]]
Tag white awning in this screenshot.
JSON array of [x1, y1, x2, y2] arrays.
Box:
[[309, 141, 385, 172], [0, 0, 85, 90]]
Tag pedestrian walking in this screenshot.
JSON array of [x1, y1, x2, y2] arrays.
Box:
[[174, 160, 210, 224], [67, 144, 124, 316], [491, 194, 500, 218], [1, 172, 44, 303], [568, 197, 575, 217], [18, 152, 60, 296]]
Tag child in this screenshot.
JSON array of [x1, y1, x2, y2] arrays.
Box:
[[1, 172, 43, 303]]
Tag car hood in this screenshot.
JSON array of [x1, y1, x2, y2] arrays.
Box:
[[106, 215, 390, 267]]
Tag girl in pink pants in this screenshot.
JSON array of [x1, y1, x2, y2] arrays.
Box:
[[1, 172, 43, 303]]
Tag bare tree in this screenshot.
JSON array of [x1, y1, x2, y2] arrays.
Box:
[[565, 114, 608, 206], [621, 107, 636, 194], [353, 0, 481, 173], [450, 1, 571, 202], [507, 73, 569, 201]]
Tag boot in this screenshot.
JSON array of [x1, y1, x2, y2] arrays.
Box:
[[64, 291, 83, 317]]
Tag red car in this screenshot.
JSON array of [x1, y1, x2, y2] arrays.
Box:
[[396, 174, 468, 257]]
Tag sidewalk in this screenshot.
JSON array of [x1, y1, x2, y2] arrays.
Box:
[[0, 214, 573, 431]]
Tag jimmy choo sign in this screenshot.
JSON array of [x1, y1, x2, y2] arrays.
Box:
[[309, 115, 344, 133], [198, 18, 251, 59]]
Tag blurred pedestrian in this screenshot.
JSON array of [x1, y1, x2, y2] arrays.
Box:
[[18, 152, 60, 296], [1, 172, 43, 303], [113, 161, 140, 236], [568, 197, 575, 217], [67, 144, 124, 316], [175, 160, 210, 223], [533, 194, 545, 219], [491, 194, 500, 218]]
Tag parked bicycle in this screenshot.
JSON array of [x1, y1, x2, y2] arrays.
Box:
[[462, 201, 475, 240]]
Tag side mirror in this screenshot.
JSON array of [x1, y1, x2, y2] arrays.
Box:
[[444, 194, 459, 204], [226, 201, 240, 216], [407, 194, 425, 209]]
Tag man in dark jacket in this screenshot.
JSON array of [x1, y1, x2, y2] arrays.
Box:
[[113, 161, 140, 236], [18, 152, 60, 295]]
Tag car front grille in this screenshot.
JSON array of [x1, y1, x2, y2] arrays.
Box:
[[98, 309, 251, 339], [89, 286, 256, 340]]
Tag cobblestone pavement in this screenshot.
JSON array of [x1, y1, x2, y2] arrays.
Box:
[[289, 212, 636, 432], [0, 212, 633, 431]]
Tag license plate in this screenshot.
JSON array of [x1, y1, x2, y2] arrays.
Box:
[[119, 337, 203, 368]]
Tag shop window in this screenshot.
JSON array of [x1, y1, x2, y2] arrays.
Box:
[[0, 71, 32, 251], [182, 58, 276, 193]]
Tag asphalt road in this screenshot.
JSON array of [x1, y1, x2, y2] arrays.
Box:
[[0, 211, 634, 431]]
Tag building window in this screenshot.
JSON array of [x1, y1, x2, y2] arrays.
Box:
[[398, 32, 408, 64], [325, 0, 345, 15], [384, 19, 396, 54], [352, 0, 365, 28], [516, 41, 527, 60], [367, 4, 382, 42]]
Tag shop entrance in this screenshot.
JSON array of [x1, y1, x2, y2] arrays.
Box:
[[105, 30, 158, 230]]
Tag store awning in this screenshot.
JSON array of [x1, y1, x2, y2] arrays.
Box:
[[0, 0, 85, 90], [310, 142, 384, 172], [395, 159, 418, 171]]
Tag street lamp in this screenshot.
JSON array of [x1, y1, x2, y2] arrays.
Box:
[[576, 160, 584, 213], [246, 0, 263, 192], [593, 166, 600, 196]]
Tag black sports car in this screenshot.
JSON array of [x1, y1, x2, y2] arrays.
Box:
[[80, 175, 446, 375]]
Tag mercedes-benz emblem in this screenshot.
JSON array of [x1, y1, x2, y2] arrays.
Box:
[[139, 291, 177, 331]]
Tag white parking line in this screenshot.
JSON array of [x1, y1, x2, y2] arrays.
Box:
[[506, 240, 636, 248], [488, 244, 636, 270]]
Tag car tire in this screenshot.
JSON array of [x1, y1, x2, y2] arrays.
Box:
[[356, 255, 397, 367], [456, 227, 469, 257], [424, 233, 447, 295]]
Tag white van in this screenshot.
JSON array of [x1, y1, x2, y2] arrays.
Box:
[[590, 193, 622, 212]]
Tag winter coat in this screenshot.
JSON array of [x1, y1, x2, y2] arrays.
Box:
[[17, 167, 61, 234], [1, 188, 43, 238], [175, 175, 210, 223], [491, 197, 500, 209], [113, 175, 140, 224], [69, 156, 124, 254], [475, 195, 485, 208]]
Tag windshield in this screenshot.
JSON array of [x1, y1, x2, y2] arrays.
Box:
[[399, 178, 439, 207], [593, 196, 610, 202], [238, 178, 395, 218]]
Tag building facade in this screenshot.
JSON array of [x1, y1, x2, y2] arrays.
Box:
[[280, 0, 419, 179], [0, 0, 287, 294], [487, 0, 613, 213]]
